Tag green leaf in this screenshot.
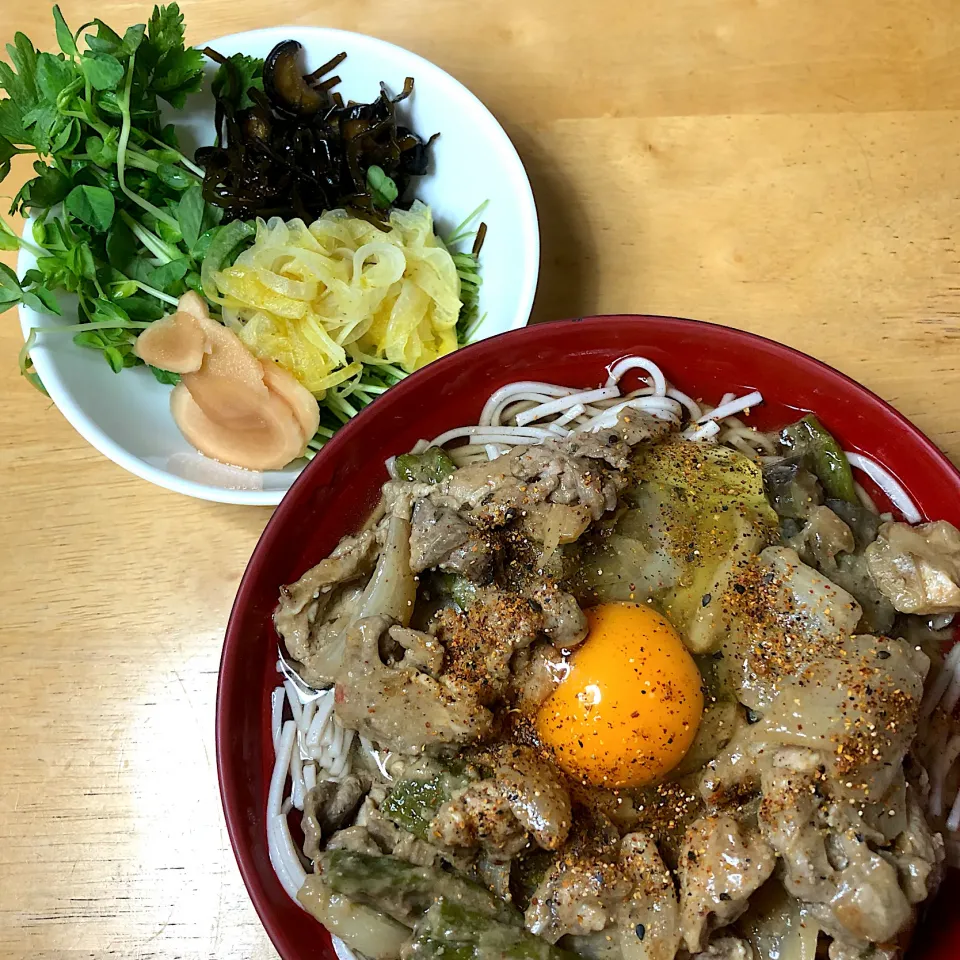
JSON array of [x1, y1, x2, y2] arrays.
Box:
[[0, 136, 16, 179], [81, 53, 125, 91], [0, 263, 23, 303], [0, 219, 19, 251], [0, 100, 28, 144], [85, 20, 125, 57], [147, 4, 188, 56], [66, 242, 97, 281], [177, 183, 204, 250], [6, 33, 40, 104], [92, 298, 131, 325], [0, 261, 23, 303], [151, 47, 205, 109], [211, 53, 264, 111], [367, 165, 398, 208], [148, 257, 189, 292], [115, 294, 164, 321], [150, 365, 180, 385], [105, 219, 136, 270], [50, 118, 79, 155], [86, 131, 119, 168], [123, 24, 146, 55], [156, 162, 192, 191], [28, 284, 61, 314], [156, 217, 182, 246], [108, 279, 138, 299], [200, 218, 255, 298], [24, 164, 72, 210], [191, 225, 220, 261], [36, 52, 76, 102], [53, 6, 79, 59], [103, 345, 125, 372], [64, 184, 115, 231]]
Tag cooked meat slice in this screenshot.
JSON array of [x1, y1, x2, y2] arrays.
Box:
[[891, 786, 945, 904], [436, 439, 624, 526], [677, 814, 776, 953], [758, 766, 834, 902], [691, 937, 755, 960], [759, 762, 915, 951], [408, 499, 491, 578], [430, 745, 572, 859], [788, 505, 856, 568], [301, 776, 366, 862], [525, 579, 589, 648], [865, 520, 960, 614], [434, 591, 542, 705], [274, 529, 378, 665], [525, 816, 633, 943], [355, 495, 418, 624], [559, 411, 672, 470], [324, 824, 382, 856], [335, 615, 492, 754], [510, 641, 566, 713], [617, 831, 681, 960], [388, 626, 444, 677], [430, 780, 529, 859], [493, 744, 572, 851]]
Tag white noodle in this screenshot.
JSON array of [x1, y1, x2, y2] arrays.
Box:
[[666, 387, 702, 421], [267, 721, 307, 903], [698, 390, 763, 424], [290, 740, 306, 811], [299, 699, 317, 735], [942, 666, 960, 717], [930, 734, 960, 817], [429, 425, 555, 447], [683, 421, 721, 442], [307, 693, 335, 747], [283, 680, 303, 727], [514, 387, 620, 426], [921, 644, 960, 719], [385, 455, 398, 480], [854, 481, 878, 515], [303, 761, 317, 793], [554, 403, 586, 428], [479, 381, 577, 426], [605, 356, 667, 395], [947, 788, 960, 833], [844, 452, 921, 523], [484, 444, 502, 461], [270, 687, 284, 754]]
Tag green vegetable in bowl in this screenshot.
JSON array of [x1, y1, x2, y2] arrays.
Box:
[[0, 5, 228, 386], [780, 414, 857, 503]]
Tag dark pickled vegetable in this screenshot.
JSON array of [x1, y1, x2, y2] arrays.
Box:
[[780, 415, 857, 504], [395, 448, 457, 484], [763, 458, 823, 520], [197, 42, 436, 223]]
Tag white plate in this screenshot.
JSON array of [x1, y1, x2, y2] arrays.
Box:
[[17, 26, 539, 505]]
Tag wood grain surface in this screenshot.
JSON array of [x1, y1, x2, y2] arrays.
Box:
[[1, 1, 958, 957]]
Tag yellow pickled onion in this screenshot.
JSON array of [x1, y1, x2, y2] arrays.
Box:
[[211, 201, 462, 397]]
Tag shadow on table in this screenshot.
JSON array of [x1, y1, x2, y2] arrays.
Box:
[[507, 125, 599, 324]]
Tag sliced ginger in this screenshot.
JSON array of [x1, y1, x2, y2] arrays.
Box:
[[136, 292, 320, 471]]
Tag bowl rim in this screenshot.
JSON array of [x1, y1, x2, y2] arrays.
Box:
[[217, 312, 960, 959], [16, 24, 539, 506]]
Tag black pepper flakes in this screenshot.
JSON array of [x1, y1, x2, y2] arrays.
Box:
[[635, 924, 646, 941], [701, 593, 713, 607]]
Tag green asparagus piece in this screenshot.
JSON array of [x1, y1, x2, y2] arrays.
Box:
[[380, 765, 475, 839], [395, 448, 456, 484], [781, 414, 857, 503], [408, 901, 579, 960], [319, 850, 521, 928]]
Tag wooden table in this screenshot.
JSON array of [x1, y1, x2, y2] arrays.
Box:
[[1, 0, 957, 956]]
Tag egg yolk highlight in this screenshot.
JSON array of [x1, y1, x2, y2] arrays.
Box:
[[535, 602, 704, 788]]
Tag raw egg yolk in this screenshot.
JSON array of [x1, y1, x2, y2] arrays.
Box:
[[535, 602, 704, 788]]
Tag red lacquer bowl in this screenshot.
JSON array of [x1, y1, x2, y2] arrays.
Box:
[[217, 316, 960, 960]]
